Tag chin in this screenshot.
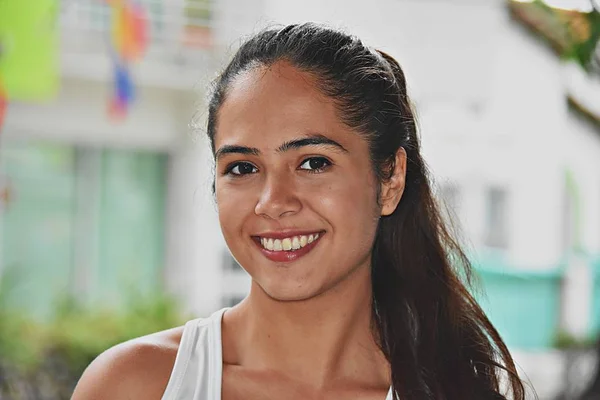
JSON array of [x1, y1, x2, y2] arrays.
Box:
[[258, 279, 326, 303]]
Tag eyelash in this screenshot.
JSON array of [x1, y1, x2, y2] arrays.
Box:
[[224, 157, 332, 177]]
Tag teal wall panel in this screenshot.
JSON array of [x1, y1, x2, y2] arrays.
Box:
[[474, 260, 563, 350]]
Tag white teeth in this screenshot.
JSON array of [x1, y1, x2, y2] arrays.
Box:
[[260, 233, 321, 252], [300, 236, 308, 247], [292, 236, 300, 250], [282, 238, 292, 250]]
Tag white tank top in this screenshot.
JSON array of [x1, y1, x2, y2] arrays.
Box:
[[161, 308, 394, 400]]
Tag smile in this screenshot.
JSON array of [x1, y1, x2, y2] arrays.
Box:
[[259, 233, 320, 252], [252, 231, 324, 263]]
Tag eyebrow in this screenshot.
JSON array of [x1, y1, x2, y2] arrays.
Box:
[[214, 134, 348, 160], [277, 135, 348, 153], [215, 145, 260, 160]]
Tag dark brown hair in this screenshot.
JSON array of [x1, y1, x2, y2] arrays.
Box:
[[206, 23, 526, 400]]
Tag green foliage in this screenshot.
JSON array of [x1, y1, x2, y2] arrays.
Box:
[[46, 287, 187, 374], [0, 273, 189, 398], [553, 329, 598, 350], [0, 267, 46, 372], [531, 0, 600, 73], [565, 5, 600, 73]]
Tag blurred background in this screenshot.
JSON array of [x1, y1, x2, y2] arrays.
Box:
[[0, 0, 599, 398]]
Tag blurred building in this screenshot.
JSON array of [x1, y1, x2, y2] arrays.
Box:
[[1, 0, 600, 397], [0, 0, 262, 318]]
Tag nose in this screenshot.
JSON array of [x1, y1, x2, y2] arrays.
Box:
[[255, 173, 302, 219]]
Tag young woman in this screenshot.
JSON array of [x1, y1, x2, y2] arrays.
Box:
[[72, 23, 526, 400]]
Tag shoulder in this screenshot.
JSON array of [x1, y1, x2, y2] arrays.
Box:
[[71, 325, 185, 400]]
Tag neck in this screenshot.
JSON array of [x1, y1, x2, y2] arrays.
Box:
[[222, 263, 390, 390]]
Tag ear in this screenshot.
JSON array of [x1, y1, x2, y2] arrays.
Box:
[[380, 147, 407, 216]]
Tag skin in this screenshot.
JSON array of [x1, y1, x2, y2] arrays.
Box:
[[71, 61, 407, 400]]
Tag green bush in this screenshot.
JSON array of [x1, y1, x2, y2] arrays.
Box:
[[0, 277, 189, 399], [553, 329, 599, 350], [0, 268, 47, 372]]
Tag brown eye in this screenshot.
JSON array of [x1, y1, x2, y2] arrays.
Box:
[[298, 157, 331, 172], [227, 162, 258, 176]]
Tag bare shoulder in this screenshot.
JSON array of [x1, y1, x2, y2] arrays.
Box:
[[71, 325, 185, 400]]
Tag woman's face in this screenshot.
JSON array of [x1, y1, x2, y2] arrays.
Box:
[[213, 62, 388, 301]]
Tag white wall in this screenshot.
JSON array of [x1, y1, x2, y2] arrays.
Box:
[[164, 132, 228, 317], [263, 0, 500, 105], [3, 78, 189, 151], [257, 0, 582, 270], [564, 109, 600, 257], [482, 10, 567, 268], [213, 0, 267, 60], [418, 3, 571, 269]]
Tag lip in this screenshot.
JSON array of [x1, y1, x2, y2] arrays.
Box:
[[252, 231, 325, 263]]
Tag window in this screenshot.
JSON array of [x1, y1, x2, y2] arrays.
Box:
[[484, 187, 509, 249], [0, 141, 167, 317], [0, 142, 76, 317]]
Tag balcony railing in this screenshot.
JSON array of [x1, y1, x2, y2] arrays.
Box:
[[59, 0, 215, 78]]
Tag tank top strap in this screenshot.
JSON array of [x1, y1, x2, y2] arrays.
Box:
[[161, 308, 228, 400]]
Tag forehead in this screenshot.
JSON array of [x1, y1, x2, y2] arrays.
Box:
[[215, 62, 349, 148]]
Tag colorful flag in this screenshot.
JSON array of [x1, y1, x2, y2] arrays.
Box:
[[106, 0, 148, 119]]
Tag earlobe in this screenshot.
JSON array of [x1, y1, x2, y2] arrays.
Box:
[[380, 147, 407, 216]]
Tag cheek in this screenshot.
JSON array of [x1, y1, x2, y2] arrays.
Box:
[[315, 171, 380, 231], [215, 183, 248, 234]]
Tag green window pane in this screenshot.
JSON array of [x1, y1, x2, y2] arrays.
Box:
[[94, 149, 166, 306], [0, 142, 75, 319]]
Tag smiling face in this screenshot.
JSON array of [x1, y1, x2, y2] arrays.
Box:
[[213, 62, 387, 301]]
